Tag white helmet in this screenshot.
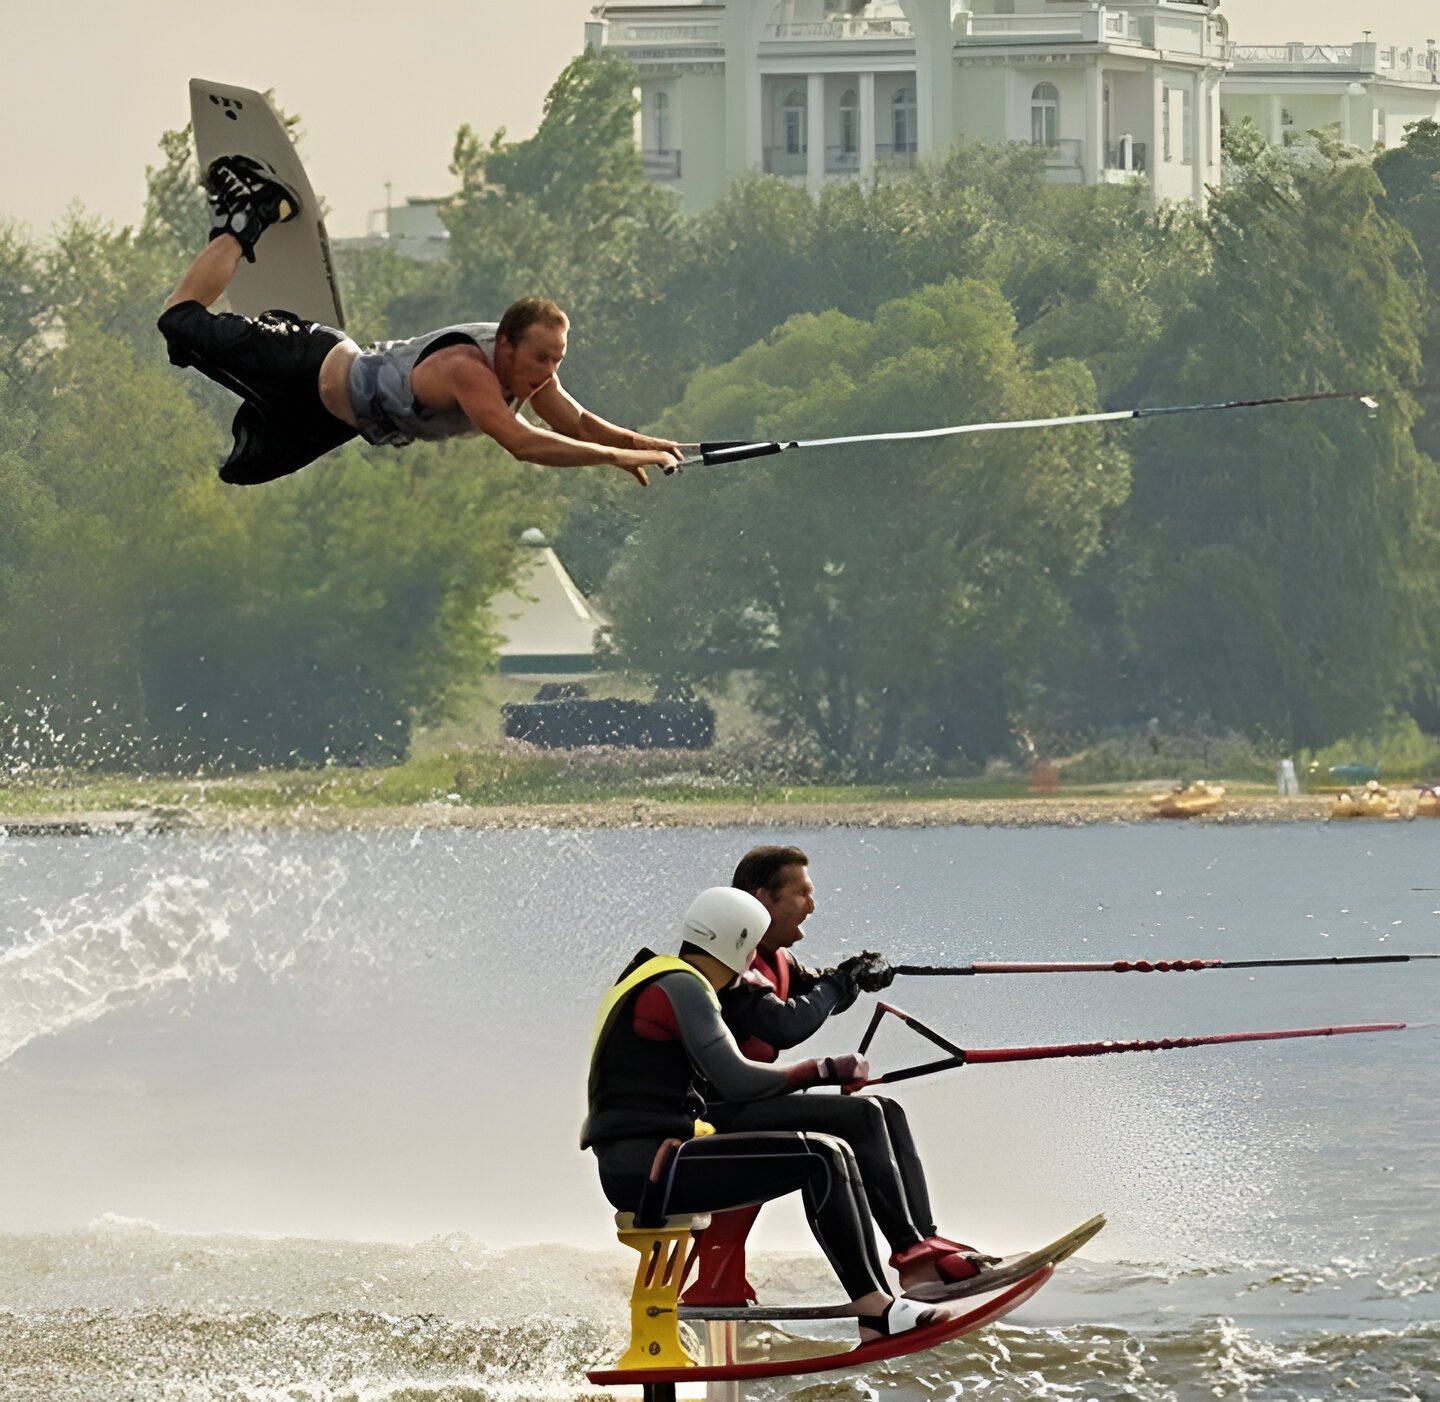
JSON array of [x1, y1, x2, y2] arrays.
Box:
[[681, 887, 769, 974]]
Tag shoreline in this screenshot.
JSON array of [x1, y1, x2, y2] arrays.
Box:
[[0, 793, 1366, 835]]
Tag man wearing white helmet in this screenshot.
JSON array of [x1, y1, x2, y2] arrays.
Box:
[[701, 844, 1003, 1301], [581, 887, 951, 1343]]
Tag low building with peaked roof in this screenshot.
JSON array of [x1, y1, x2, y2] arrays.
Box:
[[492, 529, 610, 676]]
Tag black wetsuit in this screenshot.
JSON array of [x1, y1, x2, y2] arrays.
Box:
[[157, 301, 357, 484], [582, 949, 889, 1301], [707, 948, 940, 1255]]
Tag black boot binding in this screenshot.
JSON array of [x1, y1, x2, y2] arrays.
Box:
[[203, 155, 301, 262]]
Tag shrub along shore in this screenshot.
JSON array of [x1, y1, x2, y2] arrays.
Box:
[[0, 757, 1361, 834]]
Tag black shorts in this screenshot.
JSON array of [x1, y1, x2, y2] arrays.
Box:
[[157, 300, 358, 485]]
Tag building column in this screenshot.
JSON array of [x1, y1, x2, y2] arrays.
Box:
[[1209, 72, 1223, 180], [807, 72, 826, 193], [1266, 94, 1283, 145], [722, 5, 764, 179], [859, 70, 877, 182], [912, 0, 955, 158], [1149, 67, 1165, 211], [1191, 70, 1207, 205], [1085, 59, 1104, 184]]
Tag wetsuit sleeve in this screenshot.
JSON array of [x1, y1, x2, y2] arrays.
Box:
[[722, 955, 858, 1053], [657, 972, 823, 1101]]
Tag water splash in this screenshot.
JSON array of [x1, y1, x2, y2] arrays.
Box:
[[0, 839, 350, 1065]]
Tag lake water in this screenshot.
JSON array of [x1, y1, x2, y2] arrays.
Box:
[[2, 821, 1436, 1399]]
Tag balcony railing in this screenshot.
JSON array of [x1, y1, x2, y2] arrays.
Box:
[[609, 22, 722, 45], [643, 150, 682, 181], [875, 142, 917, 168], [1040, 138, 1083, 170], [965, 11, 1141, 45], [763, 147, 808, 177], [969, 14, 1085, 39], [763, 144, 916, 177], [763, 18, 913, 40], [1103, 12, 1142, 42], [1227, 43, 1359, 69]]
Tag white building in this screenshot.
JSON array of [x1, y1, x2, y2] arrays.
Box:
[[589, 2, 1440, 214], [590, 1, 1229, 211], [1221, 40, 1440, 153], [332, 197, 450, 261]]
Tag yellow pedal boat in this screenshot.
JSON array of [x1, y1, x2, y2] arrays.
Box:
[[1330, 780, 1401, 820], [1150, 782, 1226, 818]]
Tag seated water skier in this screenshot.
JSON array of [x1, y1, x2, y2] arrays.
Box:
[[158, 156, 685, 485], [582, 887, 959, 1342], [705, 845, 1005, 1299]]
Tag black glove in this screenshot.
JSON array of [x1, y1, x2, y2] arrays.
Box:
[[835, 950, 895, 993]]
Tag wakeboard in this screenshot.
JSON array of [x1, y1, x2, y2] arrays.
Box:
[[905, 1211, 1106, 1303], [189, 79, 345, 329], [586, 1263, 1052, 1387]]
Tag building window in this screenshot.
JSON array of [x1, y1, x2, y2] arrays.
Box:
[[1163, 88, 1172, 160], [892, 86, 917, 152], [840, 87, 859, 155], [653, 90, 670, 155], [1031, 82, 1059, 147], [1181, 88, 1193, 164], [783, 89, 807, 155]]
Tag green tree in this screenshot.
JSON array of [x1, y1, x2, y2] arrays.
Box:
[[1114, 156, 1440, 744], [605, 278, 1129, 773]]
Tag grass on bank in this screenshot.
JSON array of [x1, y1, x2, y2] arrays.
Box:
[[0, 746, 1284, 820], [3, 674, 1433, 820]]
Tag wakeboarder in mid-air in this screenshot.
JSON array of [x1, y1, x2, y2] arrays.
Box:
[[158, 154, 685, 486]]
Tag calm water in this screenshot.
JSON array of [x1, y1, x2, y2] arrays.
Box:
[[1, 822, 1437, 1399]]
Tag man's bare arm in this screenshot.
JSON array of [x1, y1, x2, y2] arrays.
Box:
[[531, 378, 687, 459], [445, 355, 677, 484]]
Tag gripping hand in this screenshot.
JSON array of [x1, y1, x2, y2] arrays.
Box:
[[835, 950, 895, 993]]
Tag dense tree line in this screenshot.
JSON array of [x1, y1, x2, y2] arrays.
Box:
[[3, 56, 1439, 774]]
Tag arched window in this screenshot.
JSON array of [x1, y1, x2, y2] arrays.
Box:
[[653, 90, 671, 154], [783, 88, 807, 155], [1031, 82, 1059, 147], [892, 85, 916, 152], [840, 87, 859, 155]]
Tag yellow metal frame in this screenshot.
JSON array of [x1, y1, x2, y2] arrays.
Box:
[[614, 1214, 709, 1371]]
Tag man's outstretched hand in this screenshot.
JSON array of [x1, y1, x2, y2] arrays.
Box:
[[836, 951, 896, 993], [615, 440, 686, 486]]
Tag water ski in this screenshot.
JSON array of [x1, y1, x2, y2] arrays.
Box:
[[189, 79, 344, 328], [586, 1212, 1104, 1393], [905, 1211, 1107, 1303], [587, 1265, 1052, 1390]]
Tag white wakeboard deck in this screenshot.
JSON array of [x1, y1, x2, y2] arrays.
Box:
[[190, 79, 344, 329]]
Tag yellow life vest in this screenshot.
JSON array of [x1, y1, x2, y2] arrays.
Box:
[[588, 954, 719, 1063]]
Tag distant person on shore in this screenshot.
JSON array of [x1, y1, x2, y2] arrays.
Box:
[[158, 155, 685, 485], [705, 844, 998, 1298]]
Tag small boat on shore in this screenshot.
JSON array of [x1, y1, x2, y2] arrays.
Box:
[[1330, 781, 1401, 820], [1150, 782, 1225, 818], [1416, 786, 1440, 818]]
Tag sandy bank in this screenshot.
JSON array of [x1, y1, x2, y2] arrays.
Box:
[[0, 793, 1363, 835]]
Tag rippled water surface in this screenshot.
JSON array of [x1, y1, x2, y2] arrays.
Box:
[[2, 822, 1437, 1398]]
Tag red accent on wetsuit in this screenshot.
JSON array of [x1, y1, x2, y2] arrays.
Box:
[[633, 982, 681, 1040], [737, 948, 791, 1061]]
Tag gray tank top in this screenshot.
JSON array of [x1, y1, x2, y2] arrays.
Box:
[[347, 323, 512, 447]]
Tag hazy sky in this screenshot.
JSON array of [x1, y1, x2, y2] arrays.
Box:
[[2, 1, 1436, 240]]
